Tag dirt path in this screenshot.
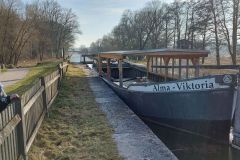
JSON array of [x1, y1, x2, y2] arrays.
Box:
[[0, 68, 29, 87]]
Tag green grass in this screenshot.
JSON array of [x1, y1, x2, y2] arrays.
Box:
[[28, 65, 122, 160], [5, 62, 60, 95], [0, 68, 7, 72]]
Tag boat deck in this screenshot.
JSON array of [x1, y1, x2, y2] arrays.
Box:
[[113, 78, 151, 88]]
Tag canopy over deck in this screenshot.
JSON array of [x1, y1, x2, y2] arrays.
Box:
[[99, 49, 209, 60], [97, 49, 210, 87]]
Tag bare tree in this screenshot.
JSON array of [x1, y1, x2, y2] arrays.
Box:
[[209, 0, 221, 65], [90, 0, 240, 65], [219, 0, 240, 65], [0, 0, 80, 65]]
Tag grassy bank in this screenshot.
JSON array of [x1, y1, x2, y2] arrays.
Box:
[[28, 65, 122, 160], [6, 61, 60, 95], [0, 68, 7, 72]]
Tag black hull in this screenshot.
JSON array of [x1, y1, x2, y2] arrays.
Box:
[[141, 117, 230, 142], [102, 78, 234, 143]]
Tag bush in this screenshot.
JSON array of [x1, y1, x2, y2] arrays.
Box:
[[6, 64, 15, 69], [1, 64, 5, 69]]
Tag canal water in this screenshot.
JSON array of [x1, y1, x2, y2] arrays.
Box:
[[69, 53, 92, 63], [70, 53, 81, 63], [144, 121, 240, 160]]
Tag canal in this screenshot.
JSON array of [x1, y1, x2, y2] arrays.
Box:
[[144, 121, 240, 160], [69, 53, 92, 63], [70, 54, 240, 160]]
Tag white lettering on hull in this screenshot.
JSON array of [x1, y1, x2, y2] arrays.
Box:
[[128, 78, 228, 92]]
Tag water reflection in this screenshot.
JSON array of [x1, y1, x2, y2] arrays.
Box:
[[87, 64, 93, 69], [145, 121, 240, 160]]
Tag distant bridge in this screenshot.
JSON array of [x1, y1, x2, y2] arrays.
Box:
[[68, 51, 95, 64]]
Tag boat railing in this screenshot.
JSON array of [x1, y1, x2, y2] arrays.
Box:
[[126, 59, 240, 82], [98, 59, 240, 83], [149, 65, 240, 81], [151, 65, 240, 70]]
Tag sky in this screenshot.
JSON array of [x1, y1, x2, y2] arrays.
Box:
[[23, 0, 153, 48], [58, 0, 154, 48]]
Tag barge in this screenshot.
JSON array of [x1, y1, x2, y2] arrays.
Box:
[[96, 49, 238, 142]]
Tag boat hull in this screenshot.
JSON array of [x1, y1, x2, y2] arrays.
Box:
[[102, 78, 234, 142]]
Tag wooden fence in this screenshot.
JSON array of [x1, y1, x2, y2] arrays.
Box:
[[0, 62, 68, 160]]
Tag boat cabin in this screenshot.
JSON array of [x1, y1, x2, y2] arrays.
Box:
[[97, 49, 210, 88]]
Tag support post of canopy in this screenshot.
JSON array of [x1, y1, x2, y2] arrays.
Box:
[[194, 58, 200, 77], [172, 58, 175, 78], [202, 57, 205, 64], [151, 57, 154, 72], [147, 56, 150, 79], [83, 55, 86, 64], [160, 57, 162, 74], [107, 59, 111, 80], [163, 57, 170, 82], [98, 54, 102, 77], [155, 57, 158, 73], [179, 59, 182, 79], [118, 59, 123, 87], [186, 59, 189, 79]]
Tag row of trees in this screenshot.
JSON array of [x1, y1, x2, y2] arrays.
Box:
[[0, 0, 80, 66], [90, 0, 240, 65]]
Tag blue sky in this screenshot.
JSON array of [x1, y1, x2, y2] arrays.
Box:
[[58, 0, 153, 48], [23, 0, 152, 48]]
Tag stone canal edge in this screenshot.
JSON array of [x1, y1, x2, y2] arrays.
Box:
[[83, 65, 178, 160]]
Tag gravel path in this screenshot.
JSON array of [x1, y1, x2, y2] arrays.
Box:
[[0, 68, 29, 87]]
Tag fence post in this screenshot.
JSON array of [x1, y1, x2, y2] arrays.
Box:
[[15, 100, 28, 160], [41, 77, 48, 116], [66, 63, 69, 73], [61, 62, 64, 76], [62, 62, 65, 76], [62, 62, 68, 76], [58, 63, 62, 88]]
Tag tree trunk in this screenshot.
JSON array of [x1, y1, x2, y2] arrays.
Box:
[[173, 19, 176, 48], [185, 8, 189, 40], [165, 19, 168, 48], [190, 8, 194, 49], [202, 30, 206, 50], [231, 0, 239, 65], [211, 1, 220, 65], [63, 47, 65, 59]]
